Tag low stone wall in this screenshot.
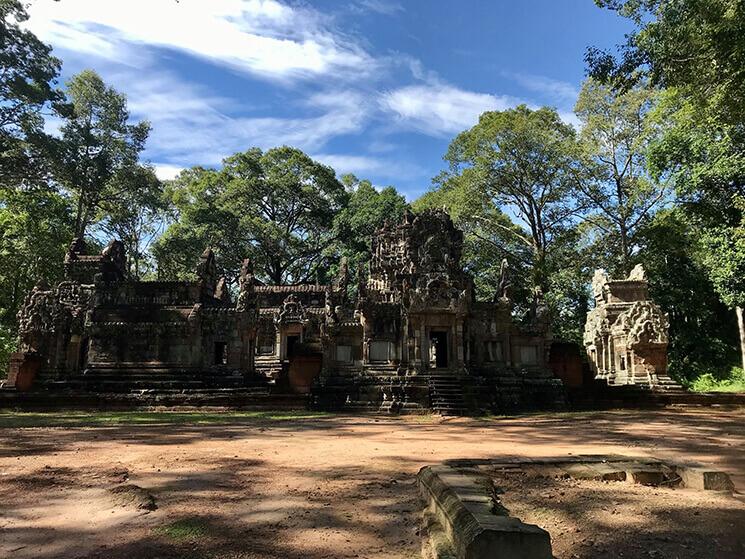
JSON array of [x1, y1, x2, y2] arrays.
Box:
[[417, 465, 552, 559]]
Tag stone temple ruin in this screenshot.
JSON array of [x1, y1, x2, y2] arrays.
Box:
[[6, 209, 565, 413], [584, 265, 680, 389]]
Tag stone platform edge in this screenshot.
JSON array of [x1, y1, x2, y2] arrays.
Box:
[[417, 465, 552, 559]]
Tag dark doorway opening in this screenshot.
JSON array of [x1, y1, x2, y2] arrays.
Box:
[[286, 335, 300, 358], [429, 330, 448, 368], [214, 342, 228, 365]]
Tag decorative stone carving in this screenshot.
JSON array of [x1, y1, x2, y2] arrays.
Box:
[[196, 248, 218, 299], [495, 258, 511, 302], [584, 267, 677, 389], [275, 294, 306, 326], [215, 277, 231, 304], [236, 258, 256, 313]]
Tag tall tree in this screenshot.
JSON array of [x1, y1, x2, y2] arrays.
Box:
[[590, 0, 745, 370], [0, 0, 61, 184], [442, 105, 585, 293], [155, 147, 346, 285], [414, 172, 533, 307], [331, 174, 408, 273], [699, 197, 745, 371], [588, 0, 745, 123], [98, 164, 164, 279], [637, 208, 738, 379], [574, 79, 668, 275], [55, 70, 151, 238]]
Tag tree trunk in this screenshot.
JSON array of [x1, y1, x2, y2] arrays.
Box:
[[737, 306, 745, 372]]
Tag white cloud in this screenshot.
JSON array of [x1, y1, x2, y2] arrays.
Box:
[[111, 72, 370, 166], [312, 153, 425, 180], [25, 0, 378, 82], [380, 82, 522, 136], [153, 164, 185, 181]]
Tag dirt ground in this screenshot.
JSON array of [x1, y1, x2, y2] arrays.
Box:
[[491, 468, 745, 559], [0, 408, 744, 559]]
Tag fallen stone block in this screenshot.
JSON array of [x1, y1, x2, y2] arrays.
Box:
[[676, 466, 735, 491], [418, 465, 552, 559]]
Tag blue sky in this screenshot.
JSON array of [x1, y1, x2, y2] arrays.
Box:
[[25, 0, 631, 199]]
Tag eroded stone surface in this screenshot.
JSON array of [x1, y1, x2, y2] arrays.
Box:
[[418, 465, 552, 559]]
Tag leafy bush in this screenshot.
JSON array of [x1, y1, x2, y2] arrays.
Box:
[[688, 367, 745, 393], [0, 325, 16, 380]]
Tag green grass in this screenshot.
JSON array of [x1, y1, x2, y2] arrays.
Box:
[[153, 518, 210, 541], [0, 409, 332, 428], [688, 367, 745, 393]]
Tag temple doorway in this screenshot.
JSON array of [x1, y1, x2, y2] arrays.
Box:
[[429, 330, 449, 368]]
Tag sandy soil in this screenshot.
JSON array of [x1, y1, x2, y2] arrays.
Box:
[[0, 408, 743, 559]]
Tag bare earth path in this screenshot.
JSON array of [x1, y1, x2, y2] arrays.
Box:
[[0, 408, 743, 559]]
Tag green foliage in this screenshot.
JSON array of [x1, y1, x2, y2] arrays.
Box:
[[443, 105, 584, 292], [0, 0, 61, 184], [0, 322, 15, 377], [688, 367, 745, 393], [575, 78, 668, 276], [331, 174, 408, 273], [0, 186, 72, 355], [155, 147, 346, 284], [98, 164, 165, 279], [55, 69, 152, 238], [637, 208, 738, 379], [589, 0, 745, 125], [699, 197, 745, 309]]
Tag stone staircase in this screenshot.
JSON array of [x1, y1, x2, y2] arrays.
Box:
[[427, 371, 469, 416], [42, 366, 270, 394], [254, 355, 286, 384]]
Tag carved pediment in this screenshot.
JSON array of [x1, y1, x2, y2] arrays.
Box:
[[274, 294, 306, 325]]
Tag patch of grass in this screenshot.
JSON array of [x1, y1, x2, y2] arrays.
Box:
[[153, 518, 210, 541], [688, 367, 745, 393], [0, 409, 332, 428]]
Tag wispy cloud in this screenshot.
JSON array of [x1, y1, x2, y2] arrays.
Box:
[[380, 82, 523, 136], [312, 153, 425, 181], [351, 0, 405, 16], [26, 0, 379, 82], [510, 73, 580, 107], [114, 72, 371, 167]]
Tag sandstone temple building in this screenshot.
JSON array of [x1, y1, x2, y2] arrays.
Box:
[[583, 265, 680, 390], [8, 210, 569, 412]]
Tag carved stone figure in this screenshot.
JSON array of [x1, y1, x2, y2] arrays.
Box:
[[495, 258, 511, 302]]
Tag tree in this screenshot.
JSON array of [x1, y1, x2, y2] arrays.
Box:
[[55, 70, 152, 238], [331, 174, 408, 273], [574, 78, 668, 275], [98, 164, 165, 279], [0, 186, 72, 371], [637, 208, 738, 380], [155, 147, 347, 285], [699, 197, 745, 371], [588, 0, 745, 124], [590, 0, 745, 370], [0, 0, 61, 185], [413, 171, 533, 307], [442, 105, 585, 293]]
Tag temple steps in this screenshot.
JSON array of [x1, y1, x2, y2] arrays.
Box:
[[428, 371, 469, 416]]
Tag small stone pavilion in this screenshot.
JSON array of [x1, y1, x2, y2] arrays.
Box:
[[584, 265, 680, 389], [7, 210, 564, 412]]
